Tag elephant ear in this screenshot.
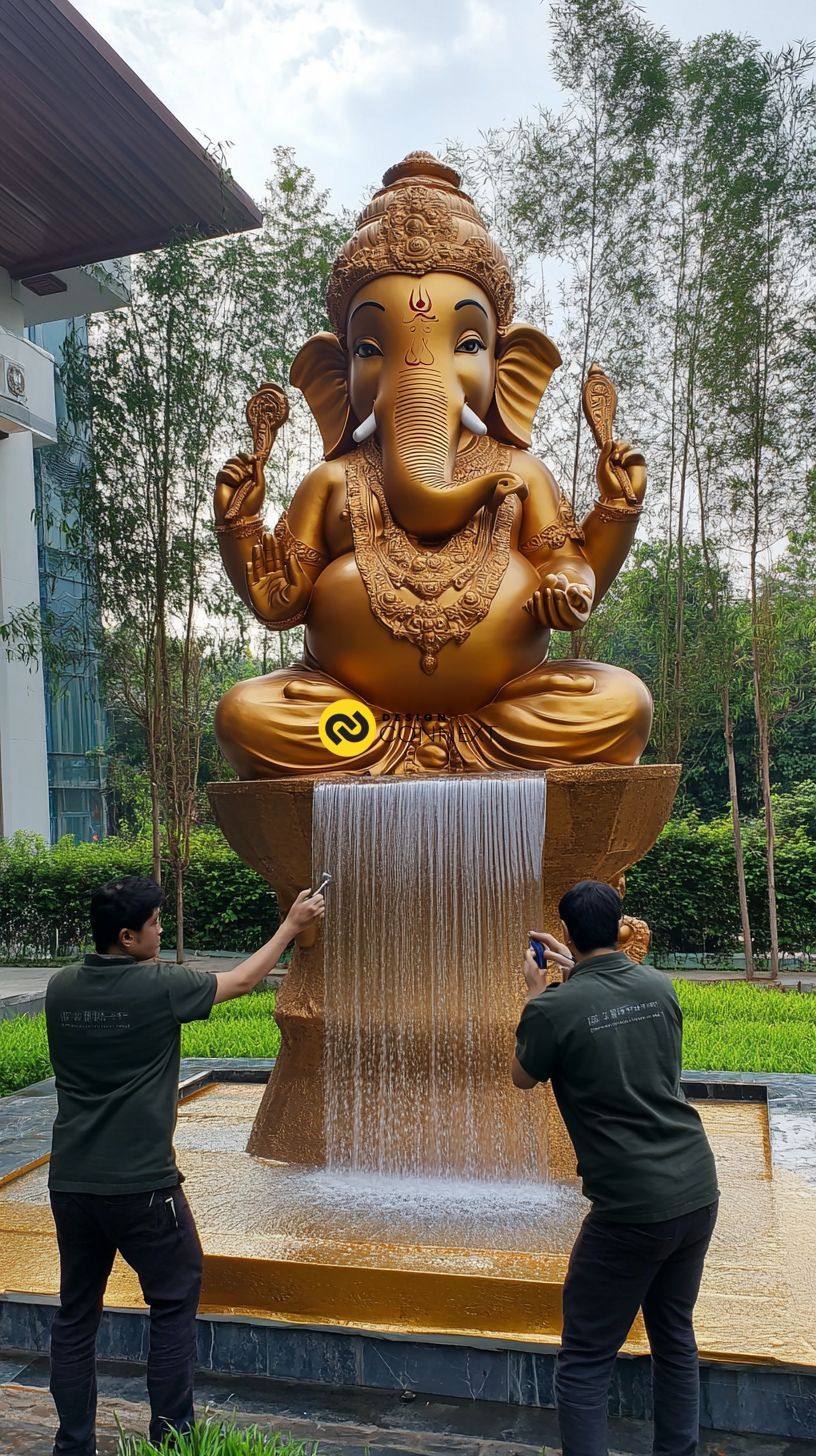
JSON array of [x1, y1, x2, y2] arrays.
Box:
[[290, 333, 357, 459], [486, 325, 562, 448]]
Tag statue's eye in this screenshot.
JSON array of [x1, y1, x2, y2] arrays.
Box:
[[456, 335, 486, 354], [354, 340, 383, 359]]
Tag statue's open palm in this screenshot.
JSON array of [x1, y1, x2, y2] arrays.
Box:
[[247, 529, 312, 623]]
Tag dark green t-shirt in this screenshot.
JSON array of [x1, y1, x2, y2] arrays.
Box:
[[515, 953, 718, 1223], [46, 954, 216, 1195]]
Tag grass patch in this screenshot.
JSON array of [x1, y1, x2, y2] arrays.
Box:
[[1, 982, 815, 1097], [116, 1419, 315, 1454], [182, 991, 280, 1060], [0, 991, 279, 1096], [677, 981, 816, 1074]]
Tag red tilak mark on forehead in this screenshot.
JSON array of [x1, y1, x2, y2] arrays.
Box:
[[408, 286, 432, 314]]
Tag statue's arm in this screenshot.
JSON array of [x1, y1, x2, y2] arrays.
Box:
[[515, 455, 593, 582], [214, 459, 335, 628], [515, 441, 646, 613], [581, 501, 640, 607], [513, 454, 595, 633], [579, 440, 646, 606]]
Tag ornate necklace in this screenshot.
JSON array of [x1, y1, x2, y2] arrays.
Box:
[[345, 438, 514, 674]]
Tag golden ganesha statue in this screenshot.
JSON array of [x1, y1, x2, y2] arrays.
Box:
[[213, 152, 652, 777]]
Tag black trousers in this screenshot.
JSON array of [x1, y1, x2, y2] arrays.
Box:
[[556, 1200, 718, 1456], [49, 1186, 203, 1455]]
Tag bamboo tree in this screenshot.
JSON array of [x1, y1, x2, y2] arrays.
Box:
[[511, 0, 673, 514], [63, 233, 264, 953], [727, 45, 816, 977], [60, 152, 345, 952]]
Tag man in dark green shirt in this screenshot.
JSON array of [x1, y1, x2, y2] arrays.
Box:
[[46, 874, 324, 1456], [512, 880, 718, 1456]]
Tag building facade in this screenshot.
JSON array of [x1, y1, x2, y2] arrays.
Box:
[[30, 319, 107, 842], [0, 0, 260, 842]]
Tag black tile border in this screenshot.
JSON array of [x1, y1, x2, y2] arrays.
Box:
[[0, 1299, 813, 1441]]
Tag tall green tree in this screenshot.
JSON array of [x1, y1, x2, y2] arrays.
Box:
[[60, 151, 345, 951], [511, 0, 673, 512], [720, 44, 816, 977], [63, 236, 263, 954]]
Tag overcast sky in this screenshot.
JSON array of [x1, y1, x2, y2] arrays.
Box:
[[79, 0, 813, 211]]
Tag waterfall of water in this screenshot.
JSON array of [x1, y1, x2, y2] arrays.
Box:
[[315, 775, 554, 1182]]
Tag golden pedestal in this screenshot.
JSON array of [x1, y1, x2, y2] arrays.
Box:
[[208, 765, 680, 1167]]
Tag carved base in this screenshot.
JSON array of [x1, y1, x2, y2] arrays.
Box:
[[208, 765, 679, 1168]]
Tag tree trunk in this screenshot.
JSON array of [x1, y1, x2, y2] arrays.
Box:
[[150, 787, 162, 886], [754, 688, 780, 980], [175, 864, 185, 965], [723, 688, 754, 979]]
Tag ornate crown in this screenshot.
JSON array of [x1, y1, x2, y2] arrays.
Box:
[[326, 151, 516, 335]]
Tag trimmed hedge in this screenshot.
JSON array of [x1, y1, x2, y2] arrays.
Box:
[[0, 830, 278, 959], [2, 783, 816, 961], [626, 807, 816, 958]]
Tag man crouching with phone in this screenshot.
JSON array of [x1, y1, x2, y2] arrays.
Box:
[[512, 880, 718, 1456], [46, 876, 324, 1455]]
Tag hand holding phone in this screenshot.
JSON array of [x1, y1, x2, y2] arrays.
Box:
[[529, 931, 575, 976], [528, 938, 547, 970]]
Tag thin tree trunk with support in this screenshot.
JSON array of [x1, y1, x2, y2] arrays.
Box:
[[723, 684, 754, 979]]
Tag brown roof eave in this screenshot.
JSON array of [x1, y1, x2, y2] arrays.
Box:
[[12, 223, 259, 283], [1, 0, 263, 278]]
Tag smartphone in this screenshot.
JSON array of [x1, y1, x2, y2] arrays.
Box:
[[528, 938, 547, 969], [313, 872, 332, 896]]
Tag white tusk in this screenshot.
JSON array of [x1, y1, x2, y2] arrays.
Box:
[[353, 410, 377, 443], [462, 402, 487, 436]]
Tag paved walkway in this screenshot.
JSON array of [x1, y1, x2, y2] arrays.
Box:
[[0, 956, 285, 1019], [2, 958, 814, 1000], [0, 954, 247, 997], [0, 1360, 811, 1456]]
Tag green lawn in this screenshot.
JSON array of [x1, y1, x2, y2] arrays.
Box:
[[0, 983, 814, 1099], [676, 980, 816, 1074], [0, 991, 281, 1097]]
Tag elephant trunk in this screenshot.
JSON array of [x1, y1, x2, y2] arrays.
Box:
[[378, 368, 525, 537]]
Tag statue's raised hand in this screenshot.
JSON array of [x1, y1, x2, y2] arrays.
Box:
[[596, 440, 646, 507], [247, 528, 312, 623], [215, 383, 289, 526], [214, 452, 265, 526]]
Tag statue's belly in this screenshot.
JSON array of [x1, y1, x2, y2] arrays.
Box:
[[305, 552, 548, 714]]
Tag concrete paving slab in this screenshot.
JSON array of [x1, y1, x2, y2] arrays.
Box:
[[1, 1369, 814, 1456], [0, 958, 285, 1020]]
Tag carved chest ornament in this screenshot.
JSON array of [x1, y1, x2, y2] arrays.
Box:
[[346, 438, 515, 675]]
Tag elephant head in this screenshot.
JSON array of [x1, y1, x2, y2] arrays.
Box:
[[291, 270, 561, 537]]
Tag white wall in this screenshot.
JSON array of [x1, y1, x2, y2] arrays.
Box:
[[0, 271, 51, 840]]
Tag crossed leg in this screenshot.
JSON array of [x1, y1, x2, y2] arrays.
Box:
[[214, 659, 652, 778]]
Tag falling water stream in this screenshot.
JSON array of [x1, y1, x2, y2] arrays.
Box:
[[315, 775, 555, 1184]]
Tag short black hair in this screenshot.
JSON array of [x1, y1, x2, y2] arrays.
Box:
[[558, 880, 622, 954], [90, 876, 163, 953]]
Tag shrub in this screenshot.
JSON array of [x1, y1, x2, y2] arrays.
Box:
[[3, 780, 816, 961], [0, 831, 278, 960], [627, 796, 816, 958]]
